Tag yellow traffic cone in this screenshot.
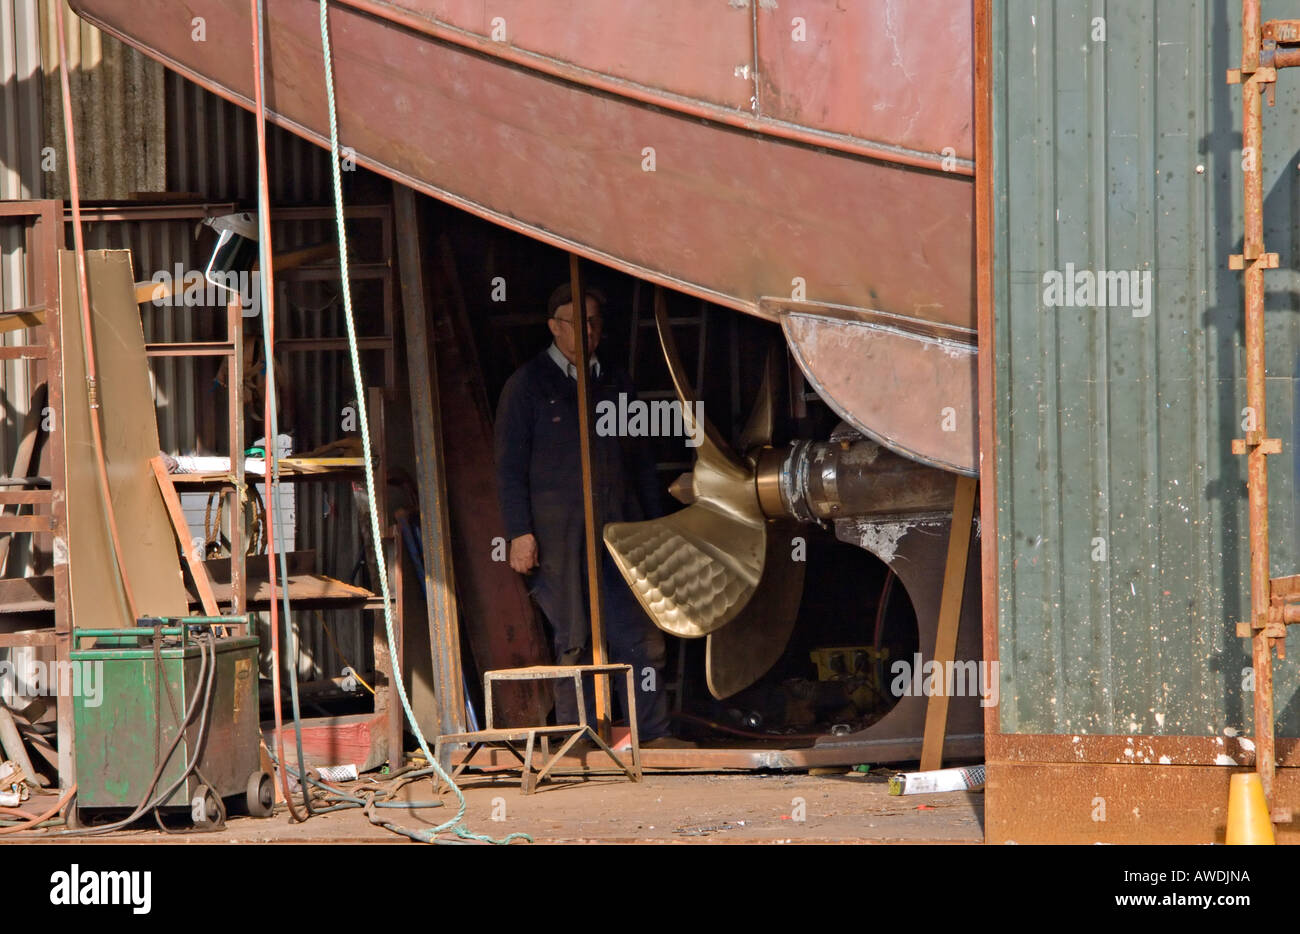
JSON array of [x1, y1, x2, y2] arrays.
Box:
[[1225, 772, 1275, 845]]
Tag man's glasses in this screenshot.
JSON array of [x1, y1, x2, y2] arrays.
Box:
[[553, 315, 602, 328]]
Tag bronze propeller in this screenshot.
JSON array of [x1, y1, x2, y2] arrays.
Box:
[[603, 290, 806, 698]]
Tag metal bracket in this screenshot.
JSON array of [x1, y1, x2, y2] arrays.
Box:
[[1227, 65, 1278, 105], [1262, 19, 1300, 43], [1269, 574, 1300, 597], [1237, 620, 1287, 638], [1235, 575, 1300, 638], [1228, 252, 1279, 269], [1227, 65, 1277, 84], [1231, 437, 1282, 455]]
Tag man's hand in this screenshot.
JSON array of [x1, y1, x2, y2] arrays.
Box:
[[509, 533, 539, 574]]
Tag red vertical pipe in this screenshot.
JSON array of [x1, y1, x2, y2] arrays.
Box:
[[1240, 0, 1276, 804], [249, 0, 304, 822]]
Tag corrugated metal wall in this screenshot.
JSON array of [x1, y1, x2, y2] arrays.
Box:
[[38, 0, 165, 199], [1, 0, 51, 575], [993, 0, 1299, 736], [165, 69, 330, 202], [1, 0, 44, 202]]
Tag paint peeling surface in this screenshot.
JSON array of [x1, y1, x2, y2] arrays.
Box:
[[838, 516, 945, 565], [991, 1, 1300, 740]]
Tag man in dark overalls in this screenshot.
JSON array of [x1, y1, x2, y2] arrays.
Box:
[[494, 283, 673, 743]]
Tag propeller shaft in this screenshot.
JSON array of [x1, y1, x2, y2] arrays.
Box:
[[755, 440, 957, 523]]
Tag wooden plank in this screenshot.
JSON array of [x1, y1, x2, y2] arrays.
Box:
[[0, 490, 53, 506], [0, 631, 57, 648], [0, 346, 46, 360], [199, 573, 371, 608], [0, 575, 55, 613], [150, 455, 219, 615], [919, 474, 979, 772], [167, 457, 364, 486], [349, 387, 392, 771], [0, 308, 44, 335], [201, 550, 317, 582], [59, 250, 189, 632], [0, 515, 53, 533], [389, 523, 405, 770], [394, 185, 466, 747]]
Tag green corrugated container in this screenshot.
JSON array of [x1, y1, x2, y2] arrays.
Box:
[[992, 0, 1299, 737]]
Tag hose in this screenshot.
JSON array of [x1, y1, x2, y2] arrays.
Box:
[[151, 629, 226, 833], [263, 748, 456, 838], [0, 785, 75, 835], [319, 0, 526, 844]]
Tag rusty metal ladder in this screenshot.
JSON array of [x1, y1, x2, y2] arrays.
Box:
[[1229, 6, 1300, 818], [0, 200, 72, 786]]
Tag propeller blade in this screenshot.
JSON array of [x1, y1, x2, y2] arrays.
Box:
[[737, 341, 781, 454], [604, 503, 765, 637], [605, 287, 802, 688], [652, 286, 742, 471], [705, 524, 806, 699]]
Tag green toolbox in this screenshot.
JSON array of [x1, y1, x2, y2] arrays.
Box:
[[71, 619, 273, 826]]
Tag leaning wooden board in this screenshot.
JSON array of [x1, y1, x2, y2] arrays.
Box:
[[60, 250, 188, 627]]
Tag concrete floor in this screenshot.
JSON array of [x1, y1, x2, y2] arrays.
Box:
[[13, 769, 985, 844]]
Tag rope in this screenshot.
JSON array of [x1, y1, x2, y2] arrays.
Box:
[[318, 0, 527, 844]]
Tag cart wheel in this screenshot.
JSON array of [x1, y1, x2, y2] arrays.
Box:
[[245, 770, 274, 818], [191, 784, 220, 824]]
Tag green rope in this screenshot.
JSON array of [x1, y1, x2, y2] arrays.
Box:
[[317, 0, 528, 845]]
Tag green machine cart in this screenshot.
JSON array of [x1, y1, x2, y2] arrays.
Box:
[[71, 619, 274, 826]]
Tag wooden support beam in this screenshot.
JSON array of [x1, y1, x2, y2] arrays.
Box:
[[389, 524, 406, 770], [569, 254, 612, 740], [394, 185, 466, 753], [0, 308, 44, 335], [919, 474, 979, 772], [352, 388, 395, 770], [150, 455, 220, 616]]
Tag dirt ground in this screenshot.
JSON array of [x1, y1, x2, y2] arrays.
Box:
[[12, 769, 985, 844]]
